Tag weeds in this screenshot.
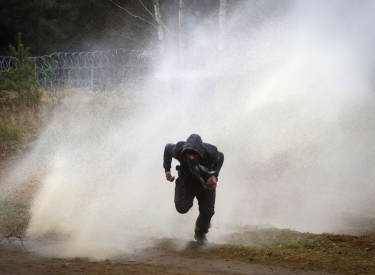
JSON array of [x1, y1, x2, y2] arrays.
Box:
[[0, 200, 30, 235], [0, 106, 38, 152], [158, 228, 375, 275], [0, 120, 22, 146], [0, 89, 55, 155]]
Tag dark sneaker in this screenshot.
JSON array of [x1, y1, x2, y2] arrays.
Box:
[[194, 231, 208, 245]]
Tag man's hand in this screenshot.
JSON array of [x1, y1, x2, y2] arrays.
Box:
[[165, 171, 175, 182], [206, 175, 217, 190]]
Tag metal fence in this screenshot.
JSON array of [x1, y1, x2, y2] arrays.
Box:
[[0, 49, 150, 92]]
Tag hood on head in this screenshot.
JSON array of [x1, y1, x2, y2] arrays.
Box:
[[182, 134, 204, 158]]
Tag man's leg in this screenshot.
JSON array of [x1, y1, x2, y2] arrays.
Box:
[[194, 188, 216, 243], [174, 177, 195, 214]]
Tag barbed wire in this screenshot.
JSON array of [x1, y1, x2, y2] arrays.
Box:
[[0, 49, 151, 92]]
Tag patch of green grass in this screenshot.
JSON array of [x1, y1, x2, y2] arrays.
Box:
[[0, 119, 22, 146], [0, 91, 55, 153], [0, 200, 30, 236], [157, 228, 375, 275]]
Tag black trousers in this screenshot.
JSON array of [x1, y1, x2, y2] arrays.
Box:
[[174, 177, 216, 234]]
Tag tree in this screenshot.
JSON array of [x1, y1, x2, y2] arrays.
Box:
[[153, 0, 164, 53], [0, 0, 77, 55], [108, 0, 167, 51], [219, 0, 227, 50], [0, 33, 40, 107], [179, 0, 186, 56], [0, 0, 229, 56]]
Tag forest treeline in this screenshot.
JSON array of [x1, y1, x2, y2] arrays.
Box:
[[0, 0, 243, 56]]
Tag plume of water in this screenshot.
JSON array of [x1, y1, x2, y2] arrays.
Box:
[[2, 0, 375, 258]]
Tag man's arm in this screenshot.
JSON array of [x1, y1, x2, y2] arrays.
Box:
[[213, 151, 224, 178], [163, 143, 176, 172], [163, 143, 176, 182], [206, 151, 224, 190]]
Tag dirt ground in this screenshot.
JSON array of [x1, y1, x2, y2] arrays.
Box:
[[0, 241, 333, 275], [0, 153, 333, 275]]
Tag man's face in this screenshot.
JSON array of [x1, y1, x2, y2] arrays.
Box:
[[186, 152, 199, 160]]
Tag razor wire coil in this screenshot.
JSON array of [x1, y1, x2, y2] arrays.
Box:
[[0, 48, 150, 92]]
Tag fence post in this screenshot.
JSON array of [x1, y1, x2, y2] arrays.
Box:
[[90, 67, 94, 91]]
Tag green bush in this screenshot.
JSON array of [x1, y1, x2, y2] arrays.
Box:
[[0, 33, 40, 108]]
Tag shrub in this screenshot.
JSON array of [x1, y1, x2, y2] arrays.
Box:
[[0, 33, 41, 108]]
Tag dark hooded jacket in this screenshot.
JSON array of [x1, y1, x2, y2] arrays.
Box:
[[163, 134, 224, 188]]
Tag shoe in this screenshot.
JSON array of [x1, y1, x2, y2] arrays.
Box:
[[194, 230, 208, 245]]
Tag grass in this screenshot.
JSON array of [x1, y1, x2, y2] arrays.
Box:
[[0, 200, 30, 236], [0, 89, 54, 154], [0, 119, 22, 146], [0, 87, 145, 156], [157, 228, 375, 275], [1, 199, 374, 275]]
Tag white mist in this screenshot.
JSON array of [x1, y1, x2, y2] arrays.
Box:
[[2, 0, 375, 258]]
